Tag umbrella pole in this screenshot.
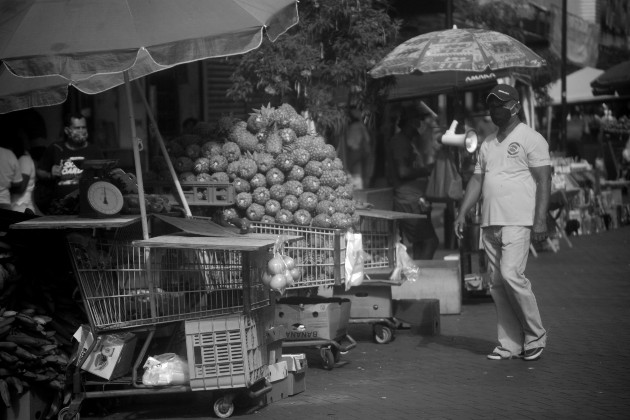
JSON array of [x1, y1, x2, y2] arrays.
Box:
[[133, 81, 192, 218], [124, 71, 149, 240]]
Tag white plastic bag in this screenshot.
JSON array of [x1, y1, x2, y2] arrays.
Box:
[[142, 353, 189, 386], [389, 243, 421, 283], [344, 231, 364, 290]]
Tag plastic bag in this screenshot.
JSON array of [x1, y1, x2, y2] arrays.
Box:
[[142, 353, 189, 386], [424, 150, 463, 201], [389, 243, 421, 283], [344, 231, 364, 290]]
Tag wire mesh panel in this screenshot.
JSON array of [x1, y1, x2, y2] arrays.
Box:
[[67, 233, 270, 331], [249, 222, 346, 289], [357, 216, 396, 269], [185, 311, 269, 391]]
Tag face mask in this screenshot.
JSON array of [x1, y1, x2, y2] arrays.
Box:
[[490, 103, 517, 126]]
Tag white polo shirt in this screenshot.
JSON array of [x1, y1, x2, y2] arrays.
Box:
[[474, 123, 550, 227]]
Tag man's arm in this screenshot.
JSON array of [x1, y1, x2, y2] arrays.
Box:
[[454, 173, 483, 239], [530, 165, 551, 242]]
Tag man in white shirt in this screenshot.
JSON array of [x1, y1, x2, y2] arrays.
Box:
[[454, 84, 551, 361]]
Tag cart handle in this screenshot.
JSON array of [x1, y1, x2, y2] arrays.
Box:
[[248, 379, 272, 398], [330, 334, 357, 353]]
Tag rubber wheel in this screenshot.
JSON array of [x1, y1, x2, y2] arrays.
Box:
[[373, 324, 393, 344], [321, 348, 335, 370], [58, 407, 80, 420], [213, 397, 235, 418]]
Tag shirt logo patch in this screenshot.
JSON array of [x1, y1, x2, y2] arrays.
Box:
[[507, 142, 520, 158]]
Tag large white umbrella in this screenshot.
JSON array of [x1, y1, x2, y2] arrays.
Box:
[[0, 0, 299, 238]]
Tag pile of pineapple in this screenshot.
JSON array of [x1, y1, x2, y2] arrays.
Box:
[[153, 103, 358, 229]]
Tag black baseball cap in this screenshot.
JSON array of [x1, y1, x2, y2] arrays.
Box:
[[486, 84, 520, 103]]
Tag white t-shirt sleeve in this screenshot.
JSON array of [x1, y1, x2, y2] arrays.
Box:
[[526, 131, 551, 168]]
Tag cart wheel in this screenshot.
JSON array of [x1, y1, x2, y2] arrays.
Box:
[[320, 348, 335, 370], [213, 397, 235, 418], [57, 407, 80, 420], [373, 324, 393, 344]]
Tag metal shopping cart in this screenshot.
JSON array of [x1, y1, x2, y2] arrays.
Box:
[[60, 225, 283, 419]]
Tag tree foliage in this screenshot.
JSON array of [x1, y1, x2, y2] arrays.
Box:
[[227, 0, 401, 138]]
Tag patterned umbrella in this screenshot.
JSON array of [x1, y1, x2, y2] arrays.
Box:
[[369, 26, 545, 79]]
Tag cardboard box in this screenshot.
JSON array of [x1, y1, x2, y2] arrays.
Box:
[[6, 387, 54, 420], [333, 283, 393, 318], [391, 260, 461, 314], [275, 298, 351, 341], [393, 299, 440, 335], [268, 361, 288, 382], [73, 325, 137, 380], [264, 376, 291, 404], [286, 360, 307, 396], [280, 354, 306, 372]]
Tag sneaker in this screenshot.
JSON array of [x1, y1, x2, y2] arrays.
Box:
[[522, 347, 544, 361], [487, 351, 521, 360]]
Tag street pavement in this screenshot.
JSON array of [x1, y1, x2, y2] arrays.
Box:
[[82, 225, 630, 420]]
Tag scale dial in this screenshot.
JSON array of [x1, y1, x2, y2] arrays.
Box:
[[86, 181, 124, 216]]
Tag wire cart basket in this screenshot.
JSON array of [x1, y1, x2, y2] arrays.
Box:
[[249, 222, 346, 289], [60, 224, 286, 419]]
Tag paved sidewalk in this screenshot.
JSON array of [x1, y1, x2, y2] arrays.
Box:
[[83, 226, 630, 420]]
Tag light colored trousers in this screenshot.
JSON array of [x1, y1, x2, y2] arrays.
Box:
[[482, 226, 547, 357]]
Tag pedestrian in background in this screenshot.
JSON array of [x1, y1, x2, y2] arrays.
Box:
[[0, 140, 24, 211], [344, 108, 372, 189], [388, 107, 439, 260], [8, 131, 40, 214], [454, 84, 550, 361]]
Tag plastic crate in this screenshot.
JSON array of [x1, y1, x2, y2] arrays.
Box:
[[180, 181, 235, 206], [248, 222, 346, 289], [185, 311, 269, 391], [356, 215, 396, 269], [66, 234, 270, 331]]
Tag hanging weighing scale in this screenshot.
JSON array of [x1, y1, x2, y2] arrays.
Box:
[[78, 159, 124, 218]]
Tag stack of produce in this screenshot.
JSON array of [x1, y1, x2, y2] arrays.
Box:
[[154, 103, 360, 230], [0, 259, 83, 414]]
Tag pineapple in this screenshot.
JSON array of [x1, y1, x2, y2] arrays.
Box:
[[304, 160, 323, 177], [266, 168, 285, 186], [196, 173, 213, 182], [315, 200, 335, 216], [208, 154, 228, 173], [294, 209, 312, 226], [298, 192, 318, 213], [302, 175, 320, 193], [284, 180, 304, 197], [275, 152, 294, 172], [275, 209, 294, 224], [185, 144, 201, 160], [229, 125, 259, 153], [210, 172, 230, 183], [233, 178, 251, 193], [221, 142, 241, 163], [193, 157, 211, 174], [287, 166, 305, 182], [312, 213, 332, 228], [269, 184, 287, 201], [289, 114, 310, 137], [265, 130, 283, 156], [253, 152, 275, 173], [265, 199, 281, 216], [281, 195, 299, 212], [236, 192, 253, 210], [201, 141, 223, 158], [250, 173, 267, 189], [252, 187, 271, 205], [291, 148, 310, 167], [245, 203, 265, 221], [237, 158, 258, 180]]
